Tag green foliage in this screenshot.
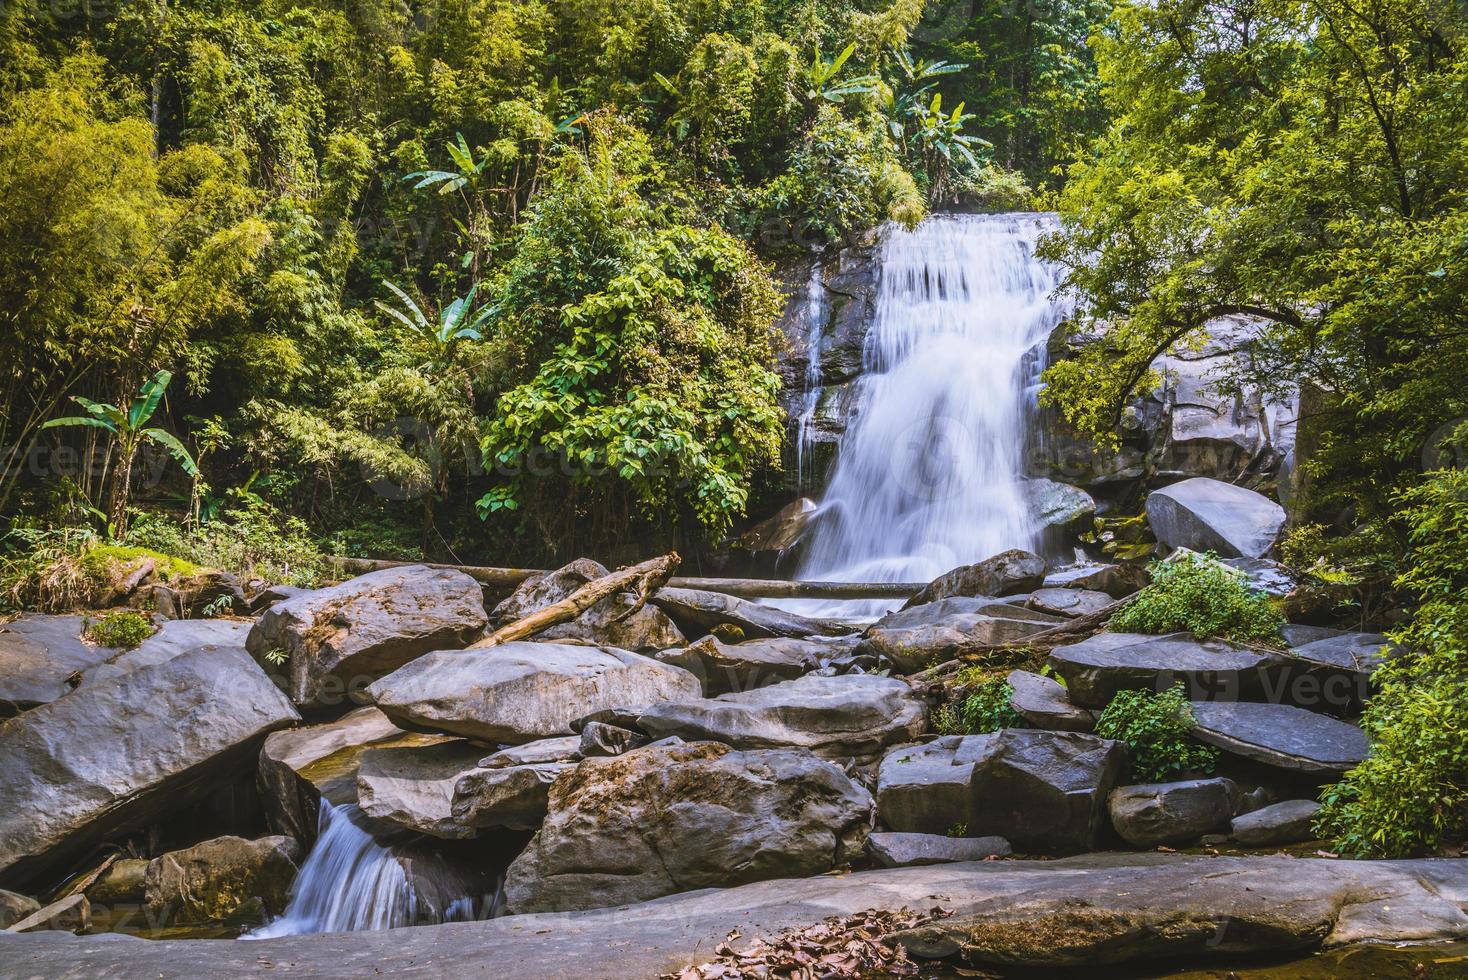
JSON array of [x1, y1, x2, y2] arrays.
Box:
[[1317, 470, 1468, 857], [934, 673, 1026, 735], [126, 496, 327, 587], [1095, 685, 1219, 783], [1109, 551, 1285, 646], [83, 610, 155, 650]]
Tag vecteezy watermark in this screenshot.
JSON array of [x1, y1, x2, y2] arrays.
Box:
[[0, 440, 177, 491]]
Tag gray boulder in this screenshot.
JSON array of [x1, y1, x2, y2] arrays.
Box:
[[967, 729, 1129, 854], [490, 559, 684, 652], [1189, 701, 1369, 774], [478, 737, 582, 769], [866, 832, 1010, 868], [0, 647, 299, 889], [1043, 562, 1151, 598], [143, 835, 301, 926], [653, 634, 839, 694], [733, 498, 819, 554], [246, 564, 488, 707], [902, 550, 1047, 609], [1221, 557, 1299, 598], [1023, 478, 1097, 530], [1145, 478, 1285, 559], [1006, 669, 1095, 733], [859, 612, 1058, 674], [637, 673, 926, 761], [366, 642, 701, 744], [0, 614, 115, 716], [503, 741, 873, 913], [78, 618, 252, 688], [577, 721, 645, 757], [1047, 632, 1291, 709], [1108, 778, 1240, 848], [651, 587, 856, 640], [1231, 799, 1322, 847], [450, 761, 575, 832], [355, 740, 486, 838], [876, 737, 984, 835], [1027, 588, 1115, 618]]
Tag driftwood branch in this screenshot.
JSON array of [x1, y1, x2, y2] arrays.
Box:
[[331, 556, 922, 600], [469, 552, 682, 649], [910, 594, 1137, 685]]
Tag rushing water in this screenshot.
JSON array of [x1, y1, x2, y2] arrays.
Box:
[[246, 802, 478, 938], [787, 213, 1071, 617], [793, 260, 828, 491]]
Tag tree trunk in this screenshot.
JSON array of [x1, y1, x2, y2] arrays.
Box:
[[109, 446, 136, 538]]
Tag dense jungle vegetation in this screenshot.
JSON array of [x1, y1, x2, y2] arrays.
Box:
[[1, 0, 1465, 857]]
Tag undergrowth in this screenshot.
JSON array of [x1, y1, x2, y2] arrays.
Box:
[[1109, 550, 1285, 646]]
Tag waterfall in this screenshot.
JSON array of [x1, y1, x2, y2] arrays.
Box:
[[793, 260, 827, 490], [789, 213, 1070, 617], [245, 802, 479, 938]]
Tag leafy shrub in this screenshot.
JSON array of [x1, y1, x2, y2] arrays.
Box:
[[1316, 471, 1468, 857], [933, 674, 1025, 735], [1095, 685, 1219, 783], [1109, 551, 1285, 645], [83, 610, 154, 649], [127, 495, 326, 587]]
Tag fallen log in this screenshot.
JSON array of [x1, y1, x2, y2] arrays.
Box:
[[330, 556, 923, 600], [469, 553, 681, 648]]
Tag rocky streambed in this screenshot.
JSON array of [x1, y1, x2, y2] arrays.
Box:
[[1, 518, 1465, 976]]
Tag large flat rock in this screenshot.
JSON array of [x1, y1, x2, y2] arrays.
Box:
[[246, 564, 488, 708], [1047, 632, 1291, 708], [0, 647, 299, 889], [652, 635, 847, 695], [1189, 701, 1370, 774], [651, 587, 856, 640], [901, 550, 1047, 608], [859, 602, 1062, 674], [0, 614, 115, 715], [5, 856, 1465, 976], [366, 642, 701, 743], [78, 618, 253, 688], [636, 673, 926, 760]]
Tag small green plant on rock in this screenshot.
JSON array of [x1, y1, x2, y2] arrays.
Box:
[[83, 610, 154, 649], [934, 673, 1026, 735], [1095, 685, 1218, 783], [1109, 551, 1285, 646]]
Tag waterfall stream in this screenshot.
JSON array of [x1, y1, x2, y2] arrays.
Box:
[[788, 213, 1071, 617]]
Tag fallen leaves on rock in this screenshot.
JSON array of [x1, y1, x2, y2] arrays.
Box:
[[664, 906, 952, 980]]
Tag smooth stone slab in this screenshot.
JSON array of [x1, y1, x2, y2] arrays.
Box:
[[651, 588, 856, 640], [479, 737, 582, 769], [902, 551, 1047, 608], [0, 614, 114, 714], [1189, 701, 1369, 774], [859, 613, 1057, 673], [79, 619, 253, 688], [1047, 632, 1291, 709], [1027, 588, 1115, 618], [1006, 669, 1095, 733], [1042, 562, 1150, 598], [653, 635, 837, 695], [1232, 800, 1323, 847], [9, 855, 1464, 976], [866, 833, 1011, 867], [637, 673, 926, 760]]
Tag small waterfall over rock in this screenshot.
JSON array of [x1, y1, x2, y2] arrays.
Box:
[[789, 213, 1070, 616], [246, 802, 481, 938], [793, 261, 827, 490]]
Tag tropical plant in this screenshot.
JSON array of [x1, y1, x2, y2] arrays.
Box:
[[374, 282, 492, 361], [1095, 685, 1219, 783], [804, 43, 878, 105], [42, 371, 198, 537], [908, 92, 990, 202], [882, 49, 967, 144]]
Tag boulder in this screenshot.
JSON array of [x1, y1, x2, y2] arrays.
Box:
[[1108, 778, 1240, 848], [1220, 557, 1299, 598], [872, 597, 1063, 630], [1046, 632, 1291, 709], [1273, 626, 1396, 715], [143, 836, 301, 927], [1006, 669, 1095, 733], [85, 858, 148, 905], [1043, 562, 1151, 598], [637, 673, 927, 761], [1022, 478, 1097, 530], [651, 587, 856, 640], [1232, 800, 1322, 847], [967, 729, 1129, 854], [859, 613, 1058, 674], [503, 741, 873, 913], [489, 559, 684, 653], [1189, 702, 1369, 774], [901, 550, 1047, 609], [865, 833, 1011, 868], [78, 618, 253, 688], [0, 889, 40, 929], [0, 614, 118, 716], [247, 584, 310, 614], [450, 762, 575, 832], [1144, 478, 1285, 559], [257, 706, 445, 841], [1027, 588, 1114, 618], [365, 642, 701, 744], [355, 739, 487, 838], [653, 635, 836, 695], [0, 646, 298, 889], [478, 737, 582, 769], [246, 564, 488, 708], [734, 498, 819, 554], [577, 721, 645, 757], [876, 737, 984, 835]]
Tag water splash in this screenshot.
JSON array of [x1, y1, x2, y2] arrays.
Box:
[[788, 213, 1070, 617], [245, 801, 478, 938]]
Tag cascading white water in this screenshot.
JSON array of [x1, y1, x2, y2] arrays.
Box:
[[789, 213, 1070, 617], [793, 260, 827, 490], [246, 802, 475, 938]]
